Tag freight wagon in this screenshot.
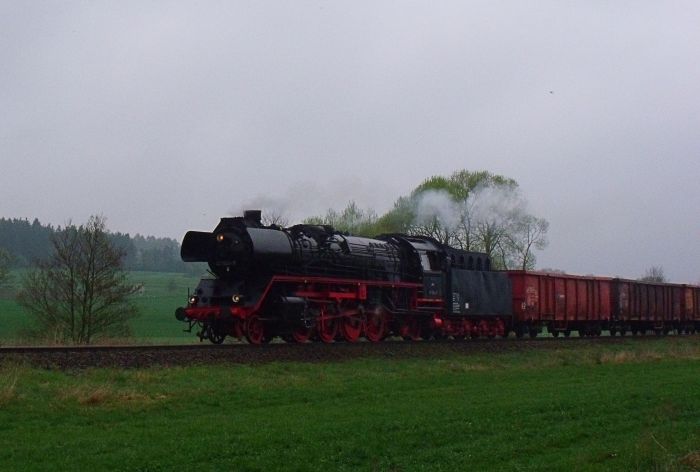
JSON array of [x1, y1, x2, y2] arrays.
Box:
[[508, 271, 699, 337]]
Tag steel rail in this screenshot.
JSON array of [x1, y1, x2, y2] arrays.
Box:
[[0, 335, 688, 369]]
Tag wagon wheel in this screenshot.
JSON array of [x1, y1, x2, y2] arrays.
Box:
[[291, 323, 314, 343], [365, 307, 387, 342], [317, 306, 338, 343], [207, 324, 226, 345], [404, 317, 422, 341], [340, 315, 363, 343], [402, 317, 422, 341], [244, 315, 267, 345], [479, 320, 492, 338], [451, 321, 467, 340]]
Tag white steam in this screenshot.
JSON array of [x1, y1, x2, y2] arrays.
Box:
[[412, 185, 527, 230], [414, 190, 462, 229], [468, 184, 527, 223], [230, 176, 398, 225]]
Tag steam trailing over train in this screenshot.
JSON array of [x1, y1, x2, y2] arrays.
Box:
[[175, 211, 700, 344]]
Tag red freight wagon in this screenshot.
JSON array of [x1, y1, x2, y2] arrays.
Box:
[[611, 279, 685, 334], [507, 271, 612, 337], [681, 285, 700, 333]]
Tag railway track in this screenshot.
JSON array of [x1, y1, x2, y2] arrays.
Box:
[[1, 335, 695, 370]]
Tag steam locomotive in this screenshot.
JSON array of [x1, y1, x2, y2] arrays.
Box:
[[175, 211, 700, 344]]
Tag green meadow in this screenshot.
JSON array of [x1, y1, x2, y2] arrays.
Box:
[[1, 339, 700, 471], [0, 270, 202, 344]]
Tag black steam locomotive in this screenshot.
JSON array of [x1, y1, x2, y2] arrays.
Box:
[[175, 210, 512, 344]]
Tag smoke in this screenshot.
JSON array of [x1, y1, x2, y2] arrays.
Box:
[[230, 176, 399, 225], [230, 178, 530, 238], [468, 184, 527, 223], [413, 190, 462, 230], [411, 185, 527, 230], [230, 194, 293, 223]]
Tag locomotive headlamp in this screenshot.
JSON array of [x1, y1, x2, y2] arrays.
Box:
[[232, 294, 242, 303], [189, 296, 198, 305], [216, 233, 225, 242]]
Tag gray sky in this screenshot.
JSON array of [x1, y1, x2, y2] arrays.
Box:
[[1, 1, 699, 282]]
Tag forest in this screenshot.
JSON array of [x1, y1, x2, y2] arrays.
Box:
[[0, 217, 191, 273]]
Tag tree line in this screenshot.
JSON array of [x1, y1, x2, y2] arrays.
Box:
[[0, 217, 195, 273]]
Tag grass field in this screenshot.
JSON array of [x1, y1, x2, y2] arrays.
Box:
[[0, 270, 202, 344], [1, 339, 700, 471]]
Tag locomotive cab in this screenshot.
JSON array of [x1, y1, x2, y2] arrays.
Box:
[[376, 235, 446, 299], [414, 244, 444, 299]]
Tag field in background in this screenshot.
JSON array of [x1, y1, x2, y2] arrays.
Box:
[[0, 270, 203, 344], [1, 339, 699, 470]]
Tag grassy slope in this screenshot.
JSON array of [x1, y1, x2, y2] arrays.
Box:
[[1, 340, 700, 471], [126, 272, 202, 343], [0, 270, 29, 342]]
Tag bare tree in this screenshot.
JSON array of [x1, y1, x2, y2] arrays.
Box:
[[639, 266, 667, 283], [261, 208, 289, 227], [455, 196, 478, 251], [17, 215, 139, 344], [504, 216, 549, 270], [410, 214, 458, 246]]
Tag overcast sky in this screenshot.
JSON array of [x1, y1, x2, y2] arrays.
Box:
[[1, 1, 699, 282]]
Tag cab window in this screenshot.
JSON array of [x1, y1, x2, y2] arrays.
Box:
[[419, 251, 440, 271]]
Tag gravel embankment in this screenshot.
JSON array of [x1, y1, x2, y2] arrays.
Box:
[[0, 336, 672, 370]]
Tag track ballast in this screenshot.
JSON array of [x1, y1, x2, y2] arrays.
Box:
[[1, 335, 695, 370]]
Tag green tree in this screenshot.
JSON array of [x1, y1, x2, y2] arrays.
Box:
[[379, 169, 548, 269], [305, 201, 379, 236], [372, 196, 415, 235], [17, 215, 139, 344], [0, 217, 54, 266], [0, 248, 12, 286]]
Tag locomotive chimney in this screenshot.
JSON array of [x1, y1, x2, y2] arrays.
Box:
[[244, 210, 262, 224]]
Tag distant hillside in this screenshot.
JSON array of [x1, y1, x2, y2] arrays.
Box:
[[0, 217, 202, 274]]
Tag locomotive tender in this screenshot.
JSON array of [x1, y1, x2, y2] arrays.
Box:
[[175, 211, 700, 344]]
